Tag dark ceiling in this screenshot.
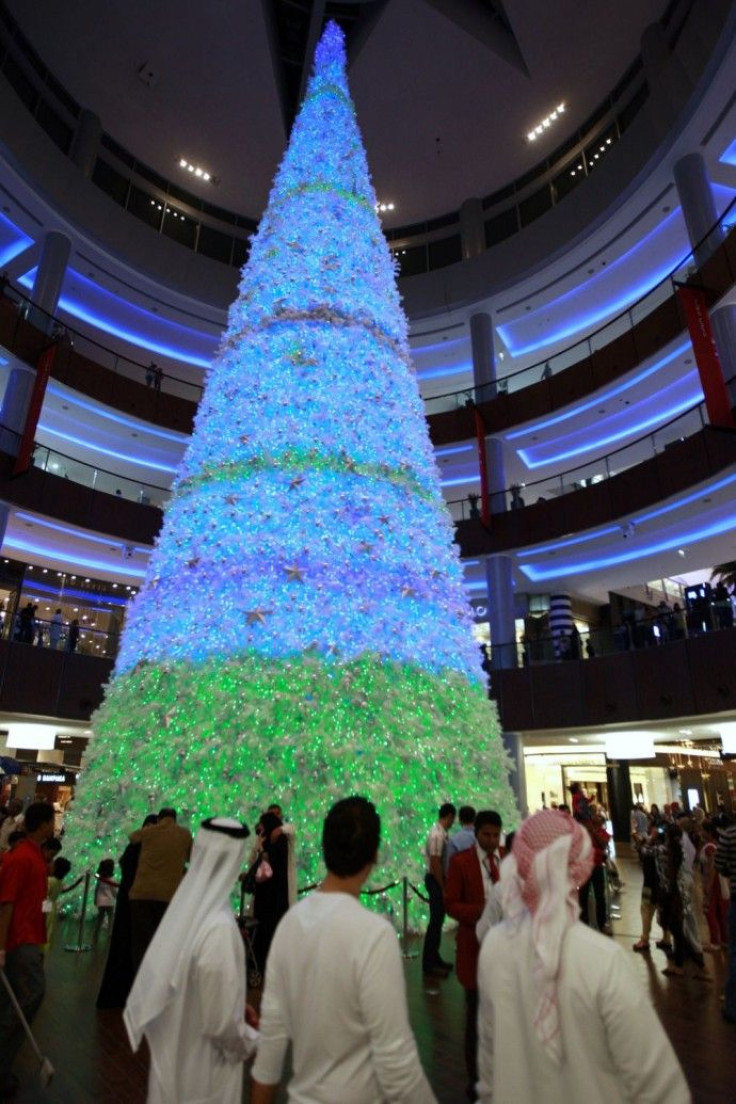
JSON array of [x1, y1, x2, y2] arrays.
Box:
[[6, 0, 668, 226]]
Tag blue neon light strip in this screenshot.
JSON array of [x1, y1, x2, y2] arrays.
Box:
[[411, 335, 467, 355], [497, 210, 686, 356], [505, 342, 690, 441], [440, 474, 479, 488], [3, 538, 147, 579], [436, 444, 474, 458], [20, 577, 131, 606], [515, 471, 736, 562], [45, 384, 188, 444], [517, 525, 622, 558], [519, 513, 736, 581], [417, 361, 472, 381], [517, 388, 702, 469], [14, 512, 150, 553], [719, 137, 736, 168], [36, 424, 178, 475], [18, 270, 216, 370], [0, 211, 33, 269]]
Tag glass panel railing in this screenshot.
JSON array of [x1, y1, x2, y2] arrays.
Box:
[[22, 434, 171, 507], [485, 609, 734, 672], [6, 613, 120, 659]]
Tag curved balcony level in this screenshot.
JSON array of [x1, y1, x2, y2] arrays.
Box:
[[455, 422, 736, 557], [1, 220, 735, 450], [494, 627, 736, 732]]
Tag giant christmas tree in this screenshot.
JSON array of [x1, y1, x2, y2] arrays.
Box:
[[68, 23, 517, 886]]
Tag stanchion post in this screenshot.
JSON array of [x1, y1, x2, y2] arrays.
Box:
[[400, 876, 418, 960], [64, 869, 92, 953]]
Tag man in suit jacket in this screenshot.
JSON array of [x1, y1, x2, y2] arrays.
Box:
[[445, 810, 503, 1101]]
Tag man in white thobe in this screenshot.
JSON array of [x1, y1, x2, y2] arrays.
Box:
[[124, 816, 259, 1104], [251, 795, 436, 1104], [477, 809, 691, 1104]]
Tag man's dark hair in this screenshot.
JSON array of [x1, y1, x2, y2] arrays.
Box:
[[322, 796, 380, 877], [458, 805, 476, 826], [24, 801, 55, 833], [157, 807, 177, 820], [42, 836, 62, 856], [438, 802, 456, 820], [474, 810, 502, 832], [53, 857, 72, 878]]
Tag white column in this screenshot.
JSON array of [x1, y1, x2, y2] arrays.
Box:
[[469, 311, 515, 666]]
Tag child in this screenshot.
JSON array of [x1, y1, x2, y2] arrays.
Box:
[[94, 857, 119, 941], [44, 856, 72, 951]]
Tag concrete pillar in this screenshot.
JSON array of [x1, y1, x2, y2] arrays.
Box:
[[71, 109, 102, 179], [673, 152, 724, 265], [674, 153, 736, 402], [502, 731, 526, 816], [31, 231, 71, 331], [0, 364, 35, 455], [486, 554, 516, 670], [460, 198, 485, 261], [469, 310, 516, 666], [606, 761, 633, 844]]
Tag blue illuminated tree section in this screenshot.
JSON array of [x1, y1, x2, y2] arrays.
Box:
[[69, 22, 516, 885]]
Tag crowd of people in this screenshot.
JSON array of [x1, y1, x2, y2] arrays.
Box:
[[1, 789, 735, 1102], [12, 602, 80, 651], [629, 798, 734, 979]]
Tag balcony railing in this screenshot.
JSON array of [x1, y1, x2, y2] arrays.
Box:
[[30, 438, 170, 509], [485, 601, 732, 672], [445, 390, 726, 522], [2, 194, 734, 439], [424, 197, 736, 416], [6, 612, 119, 659]]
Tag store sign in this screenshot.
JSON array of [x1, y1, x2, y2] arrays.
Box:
[[37, 772, 66, 783]]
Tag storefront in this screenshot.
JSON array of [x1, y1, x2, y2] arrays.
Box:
[[523, 739, 736, 821]]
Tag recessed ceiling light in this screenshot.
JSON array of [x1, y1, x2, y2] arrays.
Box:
[[569, 737, 578, 743], [527, 102, 565, 142], [677, 549, 686, 557], [179, 157, 213, 183]]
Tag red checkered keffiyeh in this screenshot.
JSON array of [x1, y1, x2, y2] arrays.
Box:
[[499, 810, 593, 1065]]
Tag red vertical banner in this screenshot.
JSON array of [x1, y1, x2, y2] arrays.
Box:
[[676, 284, 734, 429], [12, 343, 57, 476], [473, 406, 491, 526]]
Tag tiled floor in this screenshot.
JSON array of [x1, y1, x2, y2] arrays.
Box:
[[9, 857, 734, 1102]]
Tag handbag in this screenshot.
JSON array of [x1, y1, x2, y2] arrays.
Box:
[[255, 857, 273, 883]]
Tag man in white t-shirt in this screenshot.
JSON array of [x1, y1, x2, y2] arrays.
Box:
[[251, 796, 436, 1104]]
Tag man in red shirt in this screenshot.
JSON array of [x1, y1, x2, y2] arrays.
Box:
[[445, 810, 503, 1102], [0, 801, 55, 1099]]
